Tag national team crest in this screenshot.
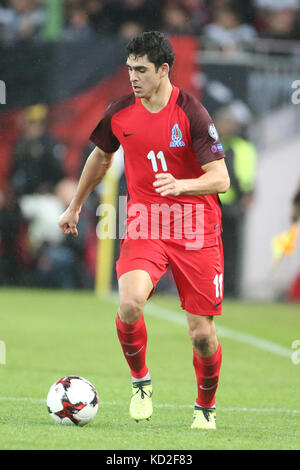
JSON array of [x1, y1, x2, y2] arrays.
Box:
[[170, 123, 185, 147]]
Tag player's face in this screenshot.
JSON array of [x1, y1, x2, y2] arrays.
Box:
[[126, 54, 164, 99]]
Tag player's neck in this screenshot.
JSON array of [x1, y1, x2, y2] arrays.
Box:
[[141, 80, 173, 113]]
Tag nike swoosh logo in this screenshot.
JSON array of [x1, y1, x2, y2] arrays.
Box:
[[214, 300, 222, 308], [123, 132, 136, 137], [199, 382, 218, 391], [125, 345, 144, 357]]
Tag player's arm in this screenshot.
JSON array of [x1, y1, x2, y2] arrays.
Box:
[[58, 146, 114, 236], [153, 158, 230, 197]]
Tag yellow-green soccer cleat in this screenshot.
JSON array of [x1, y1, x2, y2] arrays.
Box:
[[191, 405, 216, 430], [129, 380, 153, 422]]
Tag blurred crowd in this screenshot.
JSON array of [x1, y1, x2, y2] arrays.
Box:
[[0, 0, 300, 50], [0, 104, 99, 289]]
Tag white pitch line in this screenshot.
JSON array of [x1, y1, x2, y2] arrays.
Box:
[[145, 302, 292, 358], [0, 397, 299, 414], [108, 293, 292, 359]]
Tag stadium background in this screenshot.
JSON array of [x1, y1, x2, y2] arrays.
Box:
[[1, 0, 300, 301], [0, 0, 300, 452]]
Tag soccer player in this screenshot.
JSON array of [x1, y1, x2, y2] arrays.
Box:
[[58, 31, 230, 430]]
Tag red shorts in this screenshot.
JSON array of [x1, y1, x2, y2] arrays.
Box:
[[116, 236, 224, 316]]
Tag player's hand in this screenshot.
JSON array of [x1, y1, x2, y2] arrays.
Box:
[[58, 207, 80, 237], [153, 173, 183, 197]]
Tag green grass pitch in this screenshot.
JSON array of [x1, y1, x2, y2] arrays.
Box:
[[0, 288, 299, 450]]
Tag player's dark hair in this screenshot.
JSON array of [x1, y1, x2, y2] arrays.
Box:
[[126, 31, 175, 72]]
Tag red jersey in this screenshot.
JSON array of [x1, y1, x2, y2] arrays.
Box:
[[90, 86, 226, 248]]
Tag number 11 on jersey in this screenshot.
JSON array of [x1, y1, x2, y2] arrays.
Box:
[[147, 150, 168, 172]]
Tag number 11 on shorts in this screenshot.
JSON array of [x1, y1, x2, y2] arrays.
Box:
[[213, 273, 223, 299]]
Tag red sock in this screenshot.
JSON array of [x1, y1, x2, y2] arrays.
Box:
[[116, 314, 148, 379], [193, 343, 222, 408]]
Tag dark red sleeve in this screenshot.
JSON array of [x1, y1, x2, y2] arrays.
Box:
[[177, 91, 226, 167], [90, 104, 120, 153]]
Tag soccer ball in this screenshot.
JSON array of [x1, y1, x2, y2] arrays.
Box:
[[47, 376, 99, 426]]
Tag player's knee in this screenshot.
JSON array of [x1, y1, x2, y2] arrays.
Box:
[[187, 315, 216, 354], [118, 296, 144, 324], [191, 331, 212, 354], [188, 322, 214, 354]]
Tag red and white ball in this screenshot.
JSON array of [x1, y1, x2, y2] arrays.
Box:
[[47, 376, 99, 426]]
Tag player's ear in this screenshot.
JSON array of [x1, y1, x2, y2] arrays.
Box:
[[159, 63, 170, 78]]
